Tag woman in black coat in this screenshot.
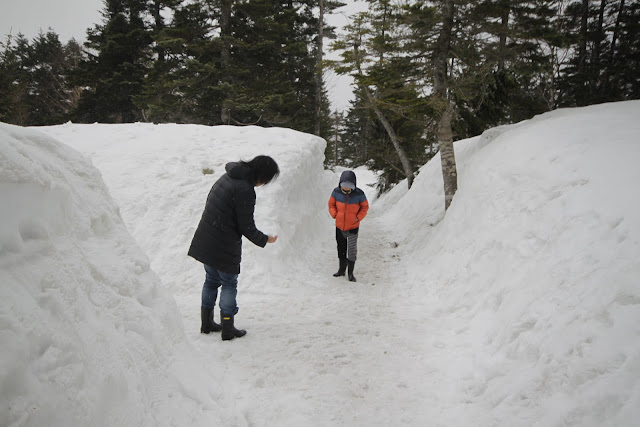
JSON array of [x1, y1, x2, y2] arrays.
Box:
[[189, 155, 279, 341]]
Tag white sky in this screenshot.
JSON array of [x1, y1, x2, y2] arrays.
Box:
[[0, 0, 103, 43], [0, 0, 366, 112]]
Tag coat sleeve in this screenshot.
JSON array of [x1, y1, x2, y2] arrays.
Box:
[[356, 197, 369, 221], [235, 187, 268, 247], [328, 194, 337, 219]]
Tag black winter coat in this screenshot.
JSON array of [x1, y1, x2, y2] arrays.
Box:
[[188, 162, 268, 274]]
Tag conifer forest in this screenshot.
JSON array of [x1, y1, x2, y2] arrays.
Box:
[[2, 0, 639, 189]]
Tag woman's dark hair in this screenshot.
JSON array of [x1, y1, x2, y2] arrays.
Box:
[[245, 155, 280, 185]]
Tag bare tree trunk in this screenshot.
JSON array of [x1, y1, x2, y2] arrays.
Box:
[[590, 0, 607, 97], [433, 0, 457, 211], [438, 105, 456, 210], [610, 0, 625, 60], [498, 0, 510, 72], [434, 1, 454, 99], [362, 85, 414, 188], [607, 0, 625, 92], [220, 0, 232, 124], [152, 1, 165, 63], [333, 111, 339, 165], [578, 0, 589, 78], [593, 0, 607, 65], [314, 0, 325, 136]]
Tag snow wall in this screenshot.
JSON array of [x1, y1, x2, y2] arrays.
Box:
[[0, 123, 225, 427], [37, 124, 333, 311], [375, 100, 640, 425]]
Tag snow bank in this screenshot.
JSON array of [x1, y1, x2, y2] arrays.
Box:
[[38, 124, 330, 302], [0, 123, 220, 427], [379, 101, 640, 425]]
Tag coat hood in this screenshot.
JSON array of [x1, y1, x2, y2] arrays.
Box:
[[338, 170, 357, 188], [226, 162, 254, 182]]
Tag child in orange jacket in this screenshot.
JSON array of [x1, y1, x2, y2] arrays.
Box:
[[328, 170, 369, 282]]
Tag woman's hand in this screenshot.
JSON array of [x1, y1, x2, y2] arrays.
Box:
[[267, 235, 278, 243]]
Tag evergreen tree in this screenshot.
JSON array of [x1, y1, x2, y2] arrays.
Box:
[[141, 0, 328, 132], [613, 1, 640, 98], [26, 31, 76, 125], [456, 1, 563, 135], [0, 39, 14, 122], [227, 0, 321, 132], [135, 0, 181, 121], [332, 1, 425, 188], [558, 0, 640, 106], [0, 31, 82, 125], [74, 0, 153, 123], [340, 90, 376, 167], [558, 0, 602, 106], [169, 0, 231, 125], [315, 0, 346, 137], [398, 1, 562, 207], [137, 0, 208, 123], [0, 34, 31, 125], [324, 109, 346, 168], [63, 39, 85, 116]]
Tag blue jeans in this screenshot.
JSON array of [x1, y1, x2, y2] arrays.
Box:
[[201, 265, 239, 315]]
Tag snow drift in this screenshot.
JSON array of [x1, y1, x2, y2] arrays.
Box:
[[376, 100, 640, 425], [0, 123, 220, 427]]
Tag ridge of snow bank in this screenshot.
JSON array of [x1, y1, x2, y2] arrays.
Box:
[[379, 101, 640, 425], [0, 123, 220, 427]]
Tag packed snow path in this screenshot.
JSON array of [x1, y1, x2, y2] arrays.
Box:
[[189, 209, 446, 426]]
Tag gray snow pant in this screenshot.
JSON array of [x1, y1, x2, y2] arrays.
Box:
[[336, 227, 358, 262]]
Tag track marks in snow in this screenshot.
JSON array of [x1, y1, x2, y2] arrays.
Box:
[[192, 208, 445, 425]]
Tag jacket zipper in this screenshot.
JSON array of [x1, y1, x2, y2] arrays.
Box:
[[343, 193, 349, 230]]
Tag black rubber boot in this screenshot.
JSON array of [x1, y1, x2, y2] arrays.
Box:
[[221, 312, 247, 341], [333, 258, 347, 277], [201, 307, 221, 334], [347, 260, 356, 282]]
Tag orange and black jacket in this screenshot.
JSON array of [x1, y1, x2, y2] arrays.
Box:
[[328, 187, 369, 231]]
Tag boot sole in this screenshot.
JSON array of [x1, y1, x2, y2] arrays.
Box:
[[222, 332, 246, 341]]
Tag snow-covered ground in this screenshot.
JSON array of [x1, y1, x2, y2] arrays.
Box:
[[2, 100, 640, 426]]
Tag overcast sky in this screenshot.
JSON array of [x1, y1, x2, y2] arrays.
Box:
[[0, 0, 364, 112], [0, 0, 103, 43]]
